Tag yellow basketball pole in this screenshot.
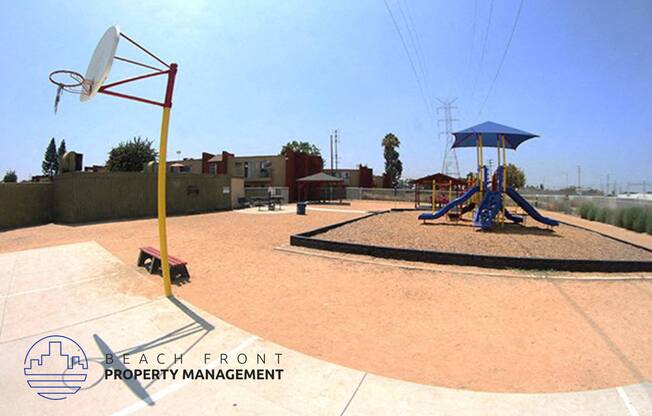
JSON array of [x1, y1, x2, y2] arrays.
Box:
[[157, 107, 172, 297], [157, 63, 178, 298]]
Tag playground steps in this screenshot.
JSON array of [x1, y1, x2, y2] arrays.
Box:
[[473, 191, 502, 230]]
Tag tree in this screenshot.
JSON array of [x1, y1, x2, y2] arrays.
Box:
[[382, 133, 403, 188], [42, 138, 58, 177], [280, 140, 321, 157], [106, 137, 157, 172], [505, 163, 526, 188], [3, 170, 17, 183], [57, 139, 66, 173]]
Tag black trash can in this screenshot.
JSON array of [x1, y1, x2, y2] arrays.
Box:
[[296, 202, 307, 215]]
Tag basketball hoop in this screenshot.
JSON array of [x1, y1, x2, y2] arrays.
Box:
[[48, 25, 179, 297], [48, 70, 86, 113]]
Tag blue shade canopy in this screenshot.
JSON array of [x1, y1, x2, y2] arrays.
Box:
[[452, 121, 539, 150]]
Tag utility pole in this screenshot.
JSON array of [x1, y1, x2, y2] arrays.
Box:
[[577, 165, 582, 196], [329, 133, 334, 171], [488, 159, 494, 173], [334, 129, 339, 171], [606, 173, 610, 196], [437, 98, 460, 178]]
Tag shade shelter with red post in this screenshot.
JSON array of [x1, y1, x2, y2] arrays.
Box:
[[296, 172, 345, 203], [410, 173, 467, 209]]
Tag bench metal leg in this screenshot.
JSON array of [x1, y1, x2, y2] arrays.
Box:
[[137, 251, 149, 267], [149, 258, 161, 274]]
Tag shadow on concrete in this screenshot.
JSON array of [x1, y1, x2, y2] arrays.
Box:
[[80, 298, 215, 401], [93, 334, 154, 406]]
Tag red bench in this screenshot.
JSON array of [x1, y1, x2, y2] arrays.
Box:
[[137, 246, 189, 279]]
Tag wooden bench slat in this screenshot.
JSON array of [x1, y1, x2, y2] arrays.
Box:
[[140, 246, 187, 265]]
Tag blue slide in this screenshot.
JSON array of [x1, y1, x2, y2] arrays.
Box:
[[506, 187, 559, 227], [418, 186, 479, 221], [504, 209, 524, 224]]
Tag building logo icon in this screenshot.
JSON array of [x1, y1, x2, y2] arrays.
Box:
[[23, 335, 88, 400]]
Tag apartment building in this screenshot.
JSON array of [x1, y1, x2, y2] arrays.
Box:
[[201, 149, 323, 201], [323, 165, 374, 188]]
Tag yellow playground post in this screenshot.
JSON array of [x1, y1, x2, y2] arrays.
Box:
[[432, 179, 436, 212]]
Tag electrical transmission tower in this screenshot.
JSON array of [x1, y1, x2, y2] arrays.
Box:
[[437, 98, 460, 178]]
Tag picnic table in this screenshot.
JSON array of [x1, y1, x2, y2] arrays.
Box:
[[251, 196, 284, 211]]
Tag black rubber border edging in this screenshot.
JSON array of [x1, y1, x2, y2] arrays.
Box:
[[290, 210, 652, 273]]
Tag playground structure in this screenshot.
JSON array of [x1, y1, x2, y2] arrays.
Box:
[[48, 26, 178, 297], [419, 122, 559, 230]]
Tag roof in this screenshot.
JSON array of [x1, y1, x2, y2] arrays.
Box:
[[169, 162, 186, 168], [207, 155, 223, 163], [452, 121, 538, 150], [410, 173, 466, 185], [296, 172, 344, 182]]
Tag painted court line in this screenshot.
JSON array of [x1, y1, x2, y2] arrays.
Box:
[[0, 275, 107, 299], [617, 386, 641, 416], [339, 372, 367, 416], [0, 298, 161, 345], [111, 335, 259, 416]]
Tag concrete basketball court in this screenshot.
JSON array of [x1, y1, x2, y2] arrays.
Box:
[[0, 241, 650, 415]]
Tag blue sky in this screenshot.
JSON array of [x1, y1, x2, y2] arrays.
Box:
[[1, 0, 650, 190]]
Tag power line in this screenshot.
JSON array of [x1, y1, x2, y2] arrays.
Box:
[[469, 0, 494, 101], [464, 0, 479, 99], [398, 0, 433, 110], [475, 0, 525, 120], [382, 0, 437, 125]]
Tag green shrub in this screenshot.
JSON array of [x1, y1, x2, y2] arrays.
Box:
[[596, 207, 610, 223], [579, 203, 593, 219], [622, 207, 645, 231], [646, 213, 652, 235], [611, 208, 626, 228], [587, 205, 600, 221], [632, 211, 647, 233]]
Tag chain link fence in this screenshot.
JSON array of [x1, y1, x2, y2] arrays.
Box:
[[346, 187, 651, 214]]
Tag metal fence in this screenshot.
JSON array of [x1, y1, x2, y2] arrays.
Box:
[[518, 193, 652, 214], [346, 187, 416, 202], [346, 187, 652, 213]]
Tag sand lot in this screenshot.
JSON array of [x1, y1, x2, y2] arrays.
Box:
[[0, 200, 650, 393]]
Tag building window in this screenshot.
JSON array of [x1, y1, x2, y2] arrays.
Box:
[[209, 164, 217, 175], [260, 160, 272, 178], [244, 162, 249, 178]]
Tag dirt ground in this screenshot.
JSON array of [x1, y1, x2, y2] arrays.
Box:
[[318, 210, 652, 261], [1, 200, 651, 393]]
